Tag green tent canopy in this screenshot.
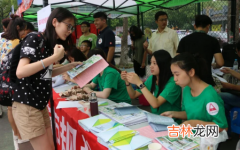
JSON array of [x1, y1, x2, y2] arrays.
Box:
[[22, 0, 212, 24]]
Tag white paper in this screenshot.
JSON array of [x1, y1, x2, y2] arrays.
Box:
[[56, 101, 83, 109], [212, 73, 228, 83], [212, 68, 224, 76]]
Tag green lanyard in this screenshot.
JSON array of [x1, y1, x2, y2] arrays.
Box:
[[195, 30, 206, 33]]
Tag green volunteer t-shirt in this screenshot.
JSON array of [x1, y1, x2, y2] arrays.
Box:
[[92, 67, 131, 104], [77, 33, 97, 49], [137, 76, 182, 124], [182, 85, 228, 129]]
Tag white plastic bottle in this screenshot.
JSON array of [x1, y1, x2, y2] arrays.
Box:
[[233, 59, 239, 71]]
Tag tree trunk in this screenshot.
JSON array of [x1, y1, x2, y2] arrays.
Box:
[[227, 1, 231, 41], [235, 0, 240, 42], [119, 17, 128, 67]]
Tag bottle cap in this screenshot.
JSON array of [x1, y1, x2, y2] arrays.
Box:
[[91, 92, 96, 97]]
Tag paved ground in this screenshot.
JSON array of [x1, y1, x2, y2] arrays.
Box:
[[0, 106, 14, 150]]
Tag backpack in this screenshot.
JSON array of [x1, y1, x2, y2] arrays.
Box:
[[0, 33, 41, 106], [0, 42, 22, 106]]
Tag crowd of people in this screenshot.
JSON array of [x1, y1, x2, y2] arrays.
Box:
[[0, 6, 239, 150]]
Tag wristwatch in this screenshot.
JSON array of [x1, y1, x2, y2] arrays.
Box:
[[138, 83, 145, 89]]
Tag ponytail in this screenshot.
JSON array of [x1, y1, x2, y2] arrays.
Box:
[[171, 52, 215, 86]]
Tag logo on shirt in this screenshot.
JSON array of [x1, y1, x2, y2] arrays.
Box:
[[110, 42, 112, 45], [40, 64, 53, 80], [98, 38, 102, 44], [88, 38, 92, 42], [206, 102, 219, 116]]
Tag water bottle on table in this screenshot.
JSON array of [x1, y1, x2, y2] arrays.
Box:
[[90, 93, 99, 116]]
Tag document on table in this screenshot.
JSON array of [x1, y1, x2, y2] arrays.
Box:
[[114, 106, 141, 116], [212, 73, 228, 83], [56, 101, 83, 109]]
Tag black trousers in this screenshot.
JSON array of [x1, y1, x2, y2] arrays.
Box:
[[133, 60, 146, 77]]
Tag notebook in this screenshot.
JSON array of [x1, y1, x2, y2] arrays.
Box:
[[67, 55, 109, 87]]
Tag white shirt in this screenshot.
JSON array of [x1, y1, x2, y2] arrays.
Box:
[[148, 27, 179, 57], [127, 35, 132, 46], [0, 32, 3, 39]]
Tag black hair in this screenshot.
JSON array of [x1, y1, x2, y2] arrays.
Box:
[[1, 14, 26, 40], [155, 11, 168, 21], [81, 21, 90, 27], [81, 40, 92, 49], [93, 12, 107, 21], [129, 25, 144, 41], [44, 7, 76, 51], [150, 50, 173, 96], [1, 18, 11, 28], [195, 15, 212, 28], [87, 48, 121, 73], [237, 40, 240, 51], [171, 52, 215, 86], [67, 46, 87, 62], [26, 22, 35, 31]]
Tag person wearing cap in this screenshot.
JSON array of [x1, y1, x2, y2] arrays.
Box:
[[77, 21, 97, 49]]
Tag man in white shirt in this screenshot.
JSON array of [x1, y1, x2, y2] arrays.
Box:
[[143, 11, 179, 57]]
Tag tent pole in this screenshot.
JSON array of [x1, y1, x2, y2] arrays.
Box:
[[42, 0, 57, 150], [231, 0, 236, 42], [43, 0, 48, 7], [141, 12, 144, 32], [137, 6, 140, 28], [197, 3, 201, 15]]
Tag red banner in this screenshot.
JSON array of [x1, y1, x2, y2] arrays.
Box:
[[48, 89, 107, 150], [16, 0, 33, 16]]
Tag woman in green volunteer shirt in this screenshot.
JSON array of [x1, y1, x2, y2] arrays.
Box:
[[161, 53, 228, 132], [83, 48, 131, 104], [121, 50, 182, 124]]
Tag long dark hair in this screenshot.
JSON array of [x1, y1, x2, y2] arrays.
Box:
[[171, 52, 215, 86], [129, 25, 143, 41], [67, 46, 87, 62], [43, 7, 76, 51], [151, 50, 173, 96], [87, 48, 121, 73], [2, 14, 26, 40]]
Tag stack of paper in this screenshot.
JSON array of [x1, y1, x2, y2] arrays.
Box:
[[99, 103, 147, 126], [78, 114, 123, 135], [114, 106, 140, 116], [156, 135, 200, 150], [97, 126, 152, 150], [145, 112, 178, 132], [109, 135, 152, 150], [98, 101, 109, 106], [91, 120, 124, 136]]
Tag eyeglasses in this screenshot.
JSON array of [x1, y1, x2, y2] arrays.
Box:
[[62, 22, 75, 32]]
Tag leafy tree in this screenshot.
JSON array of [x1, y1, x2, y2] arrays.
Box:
[[0, 0, 18, 32]]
